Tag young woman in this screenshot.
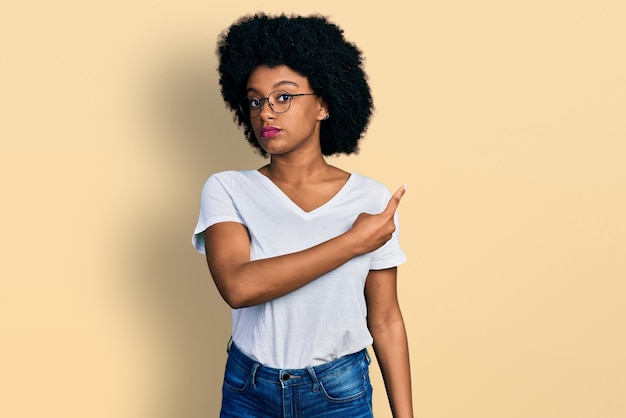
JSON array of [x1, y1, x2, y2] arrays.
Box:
[[193, 13, 413, 418]]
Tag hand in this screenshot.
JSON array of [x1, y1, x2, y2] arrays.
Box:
[[348, 185, 407, 255]]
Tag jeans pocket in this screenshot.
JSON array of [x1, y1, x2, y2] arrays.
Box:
[[319, 361, 368, 403], [222, 357, 250, 392]]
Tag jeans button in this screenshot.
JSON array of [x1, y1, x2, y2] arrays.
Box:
[[282, 373, 290, 382]]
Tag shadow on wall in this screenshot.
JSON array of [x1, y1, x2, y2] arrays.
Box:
[[125, 40, 264, 418]]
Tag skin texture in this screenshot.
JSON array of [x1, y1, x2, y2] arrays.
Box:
[[203, 65, 413, 417]]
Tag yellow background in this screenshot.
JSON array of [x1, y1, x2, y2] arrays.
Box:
[[1, 1, 625, 417]]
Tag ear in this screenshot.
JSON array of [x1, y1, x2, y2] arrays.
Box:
[[316, 97, 329, 121]]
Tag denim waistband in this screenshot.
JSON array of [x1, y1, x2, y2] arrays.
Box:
[[227, 340, 371, 388]]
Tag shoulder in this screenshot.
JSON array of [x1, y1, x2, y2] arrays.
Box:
[[343, 172, 393, 212], [349, 172, 391, 196], [205, 169, 257, 182], [203, 170, 259, 189], [198, 171, 262, 203]]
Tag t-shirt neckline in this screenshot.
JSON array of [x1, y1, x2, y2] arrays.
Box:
[[250, 170, 356, 216]]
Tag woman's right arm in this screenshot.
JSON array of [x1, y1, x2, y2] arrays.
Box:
[[204, 185, 406, 308]]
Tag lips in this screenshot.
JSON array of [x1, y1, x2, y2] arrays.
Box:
[[260, 126, 281, 139]]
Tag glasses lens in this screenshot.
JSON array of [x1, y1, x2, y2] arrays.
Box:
[[238, 91, 293, 118], [268, 91, 292, 114], [238, 96, 259, 118]]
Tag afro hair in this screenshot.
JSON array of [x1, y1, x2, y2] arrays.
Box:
[[217, 13, 373, 156]]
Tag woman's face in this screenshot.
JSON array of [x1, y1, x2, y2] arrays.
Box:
[[245, 65, 328, 157]]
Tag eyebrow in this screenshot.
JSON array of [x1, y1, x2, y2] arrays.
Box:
[[247, 80, 300, 93]]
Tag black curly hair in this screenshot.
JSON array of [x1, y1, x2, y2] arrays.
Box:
[[217, 13, 373, 156]]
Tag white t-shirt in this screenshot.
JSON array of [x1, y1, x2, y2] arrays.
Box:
[[192, 170, 406, 369]]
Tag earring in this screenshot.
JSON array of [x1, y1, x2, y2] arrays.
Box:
[[323, 114, 330, 120]]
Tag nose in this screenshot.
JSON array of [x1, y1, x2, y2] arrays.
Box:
[[258, 98, 276, 120]]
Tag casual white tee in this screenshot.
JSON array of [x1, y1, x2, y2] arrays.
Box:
[[192, 170, 406, 369]]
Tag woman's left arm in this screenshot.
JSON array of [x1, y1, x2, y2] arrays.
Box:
[[365, 267, 414, 418]]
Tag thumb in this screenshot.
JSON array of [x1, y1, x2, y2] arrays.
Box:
[[382, 185, 407, 216]]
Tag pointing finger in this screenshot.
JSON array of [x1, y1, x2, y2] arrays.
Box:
[[382, 185, 407, 216]]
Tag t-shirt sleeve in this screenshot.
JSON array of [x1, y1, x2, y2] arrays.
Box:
[[369, 189, 407, 270], [191, 173, 245, 254]]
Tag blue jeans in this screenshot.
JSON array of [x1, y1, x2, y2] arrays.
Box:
[[220, 342, 374, 417]]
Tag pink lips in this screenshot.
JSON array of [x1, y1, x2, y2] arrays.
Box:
[[260, 126, 281, 139]]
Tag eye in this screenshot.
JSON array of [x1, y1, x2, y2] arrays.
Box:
[[276, 93, 293, 103], [248, 97, 262, 109]]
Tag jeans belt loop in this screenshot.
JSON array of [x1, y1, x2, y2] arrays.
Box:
[[249, 362, 260, 388], [306, 366, 320, 392]]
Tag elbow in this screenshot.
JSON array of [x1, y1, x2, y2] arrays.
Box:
[[219, 289, 246, 309], [211, 272, 249, 309], [212, 270, 267, 309], [218, 284, 253, 309], [368, 313, 406, 339], [224, 297, 248, 310]]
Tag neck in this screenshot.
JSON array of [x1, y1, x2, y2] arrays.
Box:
[[263, 153, 331, 185]]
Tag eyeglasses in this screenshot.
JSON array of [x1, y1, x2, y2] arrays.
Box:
[[238, 90, 316, 119]]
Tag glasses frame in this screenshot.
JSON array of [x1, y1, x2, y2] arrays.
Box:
[[238, 90, 317, 119]]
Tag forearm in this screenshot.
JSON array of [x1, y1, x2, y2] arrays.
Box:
[[371, 318, 414, 418], [210, 230, 361, 308]]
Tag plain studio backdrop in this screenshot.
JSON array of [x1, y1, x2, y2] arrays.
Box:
[[1, 1, 624, 417]]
